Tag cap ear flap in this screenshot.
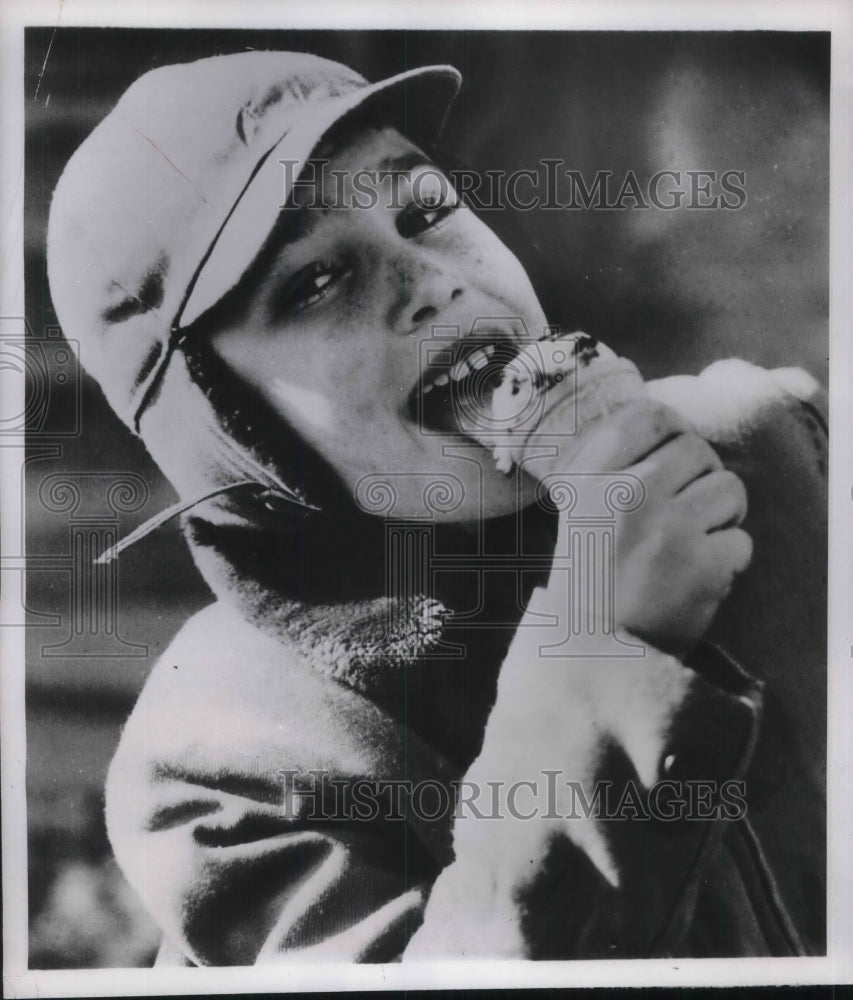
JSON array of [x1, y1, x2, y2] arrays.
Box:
[[178, 320, 348, 516]]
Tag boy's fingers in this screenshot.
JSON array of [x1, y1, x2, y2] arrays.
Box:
[[570, 399, 694, 473], [703, 526, 754, 585], [677, 469, 749, 531], [629, 432, 722, 498]]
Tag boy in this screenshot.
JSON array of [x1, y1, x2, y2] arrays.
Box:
[[47, 50, 826, 962]]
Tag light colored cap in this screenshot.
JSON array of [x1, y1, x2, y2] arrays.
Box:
[[47, 51, 460, 507]]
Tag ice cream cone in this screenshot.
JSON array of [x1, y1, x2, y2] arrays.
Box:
[[463, 332, 648, 480]]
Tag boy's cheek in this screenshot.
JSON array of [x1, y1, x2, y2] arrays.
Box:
[[471, 247, 545, 318], [270, 379, 338, 434]]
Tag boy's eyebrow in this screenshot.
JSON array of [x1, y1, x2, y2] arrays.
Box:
[[266, 151, 443, 251], [273, 203, 329, 248], [375, 151, 441, 175]]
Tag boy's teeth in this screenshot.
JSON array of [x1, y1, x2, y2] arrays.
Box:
[[450, 345, 494, 381], [421, 342, 500, 394]]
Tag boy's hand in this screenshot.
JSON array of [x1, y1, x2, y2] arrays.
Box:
[[542, 399, 752, 658]]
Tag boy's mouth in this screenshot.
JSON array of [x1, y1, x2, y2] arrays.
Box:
[[405, 336, 522, 437]]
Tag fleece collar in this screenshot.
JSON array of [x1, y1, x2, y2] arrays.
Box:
[[187, 515, 453, 700]]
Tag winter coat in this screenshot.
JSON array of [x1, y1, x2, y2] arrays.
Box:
[[105, 359, 827, 963]]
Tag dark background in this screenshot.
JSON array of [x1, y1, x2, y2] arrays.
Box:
[[23, 27, 829, 967]]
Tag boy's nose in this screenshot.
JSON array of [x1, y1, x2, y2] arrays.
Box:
[[386, 249, 466, 336]]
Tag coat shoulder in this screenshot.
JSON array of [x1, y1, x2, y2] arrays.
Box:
[[130, 601, 302, 721], [107, 599, 437, 812]]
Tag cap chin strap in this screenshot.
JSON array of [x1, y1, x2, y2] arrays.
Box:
[[95, 480, 320, 565]]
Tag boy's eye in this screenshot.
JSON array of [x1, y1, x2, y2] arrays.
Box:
[[398, 171, 459, 238], [271, 259, 343, 314]]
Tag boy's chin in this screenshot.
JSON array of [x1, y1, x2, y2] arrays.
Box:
[[352, 441, 532, 522]]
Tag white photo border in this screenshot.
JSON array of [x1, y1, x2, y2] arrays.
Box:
[[2, 0, 850, 995]]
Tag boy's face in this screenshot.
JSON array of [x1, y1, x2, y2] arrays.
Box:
[[210, 125, 549, 520]]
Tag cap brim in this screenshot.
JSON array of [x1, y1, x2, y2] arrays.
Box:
[[179, 64, 461, 329]]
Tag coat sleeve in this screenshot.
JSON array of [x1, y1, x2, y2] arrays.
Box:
[[403, 590, 765, 959]]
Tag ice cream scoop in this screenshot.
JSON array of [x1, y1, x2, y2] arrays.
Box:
[[460, 332, 648, 477]]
